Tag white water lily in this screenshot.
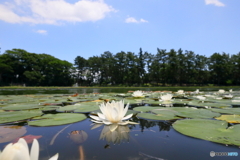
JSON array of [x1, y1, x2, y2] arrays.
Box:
[[218, 89, 225, 93], [176, 90, 184, 94], [159, 94, 173, 101], [194, 96, 206, 101], [0, 138, 58, 160], [223, 94, 233, 99], [195, 89, 199, 94], [132, 90, 145, 97], [90, 100, 137, 125]]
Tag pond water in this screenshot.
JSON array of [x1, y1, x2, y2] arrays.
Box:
[[0, 87, 234, 95], [0, 88, 240, 160]]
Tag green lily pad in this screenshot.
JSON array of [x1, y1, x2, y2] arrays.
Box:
[[188, 102, 231, 108], [124, 98, 145, 104], [126, 110, 139, 115], [137, 110, 180, 120], [133, 106, 164, 112], [73, 103, 100, 113], [215, 115, 240, 123], [173, 119, 240, 146], [28, 113, 87, 126], [40, 106, 59, 111], [56, 105, 82, 112], [210, 108, 240, 115], [0, 111, 43, 124], [165, 107, 221, 119], [2, 104, 44, 111]]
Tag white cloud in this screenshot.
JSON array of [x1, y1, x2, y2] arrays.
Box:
[[0, 0, 116, 24], [125, 17, 148, 23], [36, 30, 47, 34], [205, 0, 225, 7]]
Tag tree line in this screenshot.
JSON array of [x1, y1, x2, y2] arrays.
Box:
[[1, 48, 240, 86]]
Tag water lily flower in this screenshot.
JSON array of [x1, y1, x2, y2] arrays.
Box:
[[132, 90, 145, 97], [90, 100, 137, 125], [159, 94, 173, 101], [0, 138, 58, 160], [176, 90, 184, 94], [194, 96, 206, 101], [195, 89, 199, 94], [218, 89, 225, 93], [223, 94, 233, 99]]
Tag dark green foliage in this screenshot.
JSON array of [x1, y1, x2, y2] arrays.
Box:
[[1, 48, 240, 86], [0, 49, 74, 86]]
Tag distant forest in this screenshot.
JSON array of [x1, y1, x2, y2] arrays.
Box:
[[0, 48, 240, 86]]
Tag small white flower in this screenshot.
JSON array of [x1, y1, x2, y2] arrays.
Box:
[[90, 100, 137, 125], [218, 89, 225, 93], [195, 89, 199, 94], [194, 96, 206, 101], [132, 90, 145, 97], [176, 90, 184, 94], [159, 94, 173, 101], [223, 94, 233, 99]]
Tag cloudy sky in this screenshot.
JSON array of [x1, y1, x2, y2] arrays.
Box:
[[0, 0, 239, 63]]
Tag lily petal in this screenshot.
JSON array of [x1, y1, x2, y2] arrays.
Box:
[[30, 139, 39, 160]]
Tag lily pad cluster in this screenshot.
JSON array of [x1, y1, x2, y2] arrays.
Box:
[[1, 89, 240, 147]]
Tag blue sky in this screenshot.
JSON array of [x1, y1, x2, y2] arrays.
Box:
[[0, 0, 239, 63]]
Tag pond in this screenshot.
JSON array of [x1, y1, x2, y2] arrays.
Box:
[[0, 88, 240, 160]]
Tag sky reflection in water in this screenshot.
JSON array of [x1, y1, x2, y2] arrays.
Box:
[[1, 116, 239, 160]]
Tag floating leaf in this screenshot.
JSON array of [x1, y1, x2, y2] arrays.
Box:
[[73, 103, 100, 113], [210, 108, 240, 115], [215, 115, 240, 123], [0, 111, 43, 124], [56, 105, 82, 112], [188, 102, 231, 108], [173, 119, 240, 146], [137, 110, 179, 120], [133, 106, 164, 112], [28, 113, 87, 126], [2, 104, 44, 111], [126, 110, 139, 115], [164, 107, 221, 119], [0, 126, 27, 143]]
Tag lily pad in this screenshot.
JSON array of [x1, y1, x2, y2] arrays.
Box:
[[2, 104, 44, 111], [172, 119, 240, 146], [126, 110, 139, 115], [0, 111, 43, 124], [0, 126, 27, 143], [137, 110, 180, 120], [215, 115, 240, 123], [73, 103, 100, 113], [56, 105, 82, 112], [187, 102, 231, 108], [210, 108, 240, 115], [165, 107, 221, 119], [28, 113, 87, 126], [133, 106, 164, 112]]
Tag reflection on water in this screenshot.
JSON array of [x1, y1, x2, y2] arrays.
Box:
[[1, 116, 239, 160], [99, 125, 130, 145]]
